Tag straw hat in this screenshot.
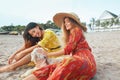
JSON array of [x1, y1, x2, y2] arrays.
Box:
[[53, 12, 87, 32]]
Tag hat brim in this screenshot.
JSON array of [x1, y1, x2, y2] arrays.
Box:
[[53, 12, 86, 31]]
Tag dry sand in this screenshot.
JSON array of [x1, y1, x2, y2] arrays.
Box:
[[0, 31, 120, 80]]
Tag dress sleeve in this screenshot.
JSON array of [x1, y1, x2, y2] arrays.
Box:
[[64, 28, 82, 55], [37, 30, 52, 48]]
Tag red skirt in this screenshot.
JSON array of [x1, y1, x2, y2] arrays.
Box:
[[33, 50, 96, 80]]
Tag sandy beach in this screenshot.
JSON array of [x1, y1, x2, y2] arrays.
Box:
[[0, 31, 120, 80]]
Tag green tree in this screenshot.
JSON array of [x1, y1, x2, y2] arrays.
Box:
[[90, 18, 96, 30], [95, 20, 100, 27], [109, 18, 114, 26], [114, 18, 119, 25]]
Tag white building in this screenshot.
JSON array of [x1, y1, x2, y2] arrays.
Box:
[[99, 10, 118, 20]]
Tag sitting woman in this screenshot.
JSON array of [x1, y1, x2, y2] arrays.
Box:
[[0, 22, 61, 72], [23, 12, 96, 80]]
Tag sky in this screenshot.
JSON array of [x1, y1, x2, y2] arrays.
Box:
[[0, 0, 120, 26]]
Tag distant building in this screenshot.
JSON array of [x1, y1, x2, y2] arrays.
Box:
[[117, 14, 120, 21], [89, 10, 120, 32], [97, 10, 120, 27], [92, 10, 120, 31], [98, 10, 118, 22]]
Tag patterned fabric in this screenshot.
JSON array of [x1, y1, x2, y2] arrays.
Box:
[[26, 29, 62, 76], [28, 29, 61, 66], [33, 28, 96, 80], [37, 29, 61, 52]]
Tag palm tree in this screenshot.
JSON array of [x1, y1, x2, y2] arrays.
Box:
[[95, 20, 100, 27], [114, 18, 119, 25], [90, 18, 96, 30], [109, 18, 114, 27]]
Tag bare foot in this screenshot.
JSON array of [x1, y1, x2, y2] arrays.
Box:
[[0, 65, 15, 73]]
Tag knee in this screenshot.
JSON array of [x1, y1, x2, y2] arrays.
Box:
[[14, 54, 21, 61], [15, 53, 24, 61]]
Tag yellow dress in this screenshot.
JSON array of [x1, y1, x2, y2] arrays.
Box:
[[37, 29, 61, 52], [28, 29, 61, 66]]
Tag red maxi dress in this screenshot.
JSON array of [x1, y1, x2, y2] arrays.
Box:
[[33, 28, 96, 80]]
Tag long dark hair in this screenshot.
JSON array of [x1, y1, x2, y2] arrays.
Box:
[[23, 22, 43, 48]]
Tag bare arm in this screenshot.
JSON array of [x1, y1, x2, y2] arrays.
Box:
[[14, 45, 39, 61], [8, 44, 39, 64], [8, 43, 26, 64], [47, 49, 64, 58], [12, 43, 26, 55]]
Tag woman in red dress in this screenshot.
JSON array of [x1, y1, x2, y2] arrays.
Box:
[[23, 12, 96, 80]]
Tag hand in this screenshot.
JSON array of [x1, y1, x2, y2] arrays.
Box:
[[8, 54, 16, 64], [36, 48, 48, 56]]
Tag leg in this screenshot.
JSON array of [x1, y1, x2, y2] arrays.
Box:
[[15, 51, 30, 61], [48, 57, 94, 80], [21, 67, 38, 78], [0, 54, 31, 72], [23, 74, 38, 80], [47, 57, 82, 80]]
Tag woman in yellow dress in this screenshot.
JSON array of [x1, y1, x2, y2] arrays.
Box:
[[0, 22, 61, 72]]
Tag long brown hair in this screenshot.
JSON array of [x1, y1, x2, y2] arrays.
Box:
[[23, 22, 43, 48], [62, 17, 84, 45]]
